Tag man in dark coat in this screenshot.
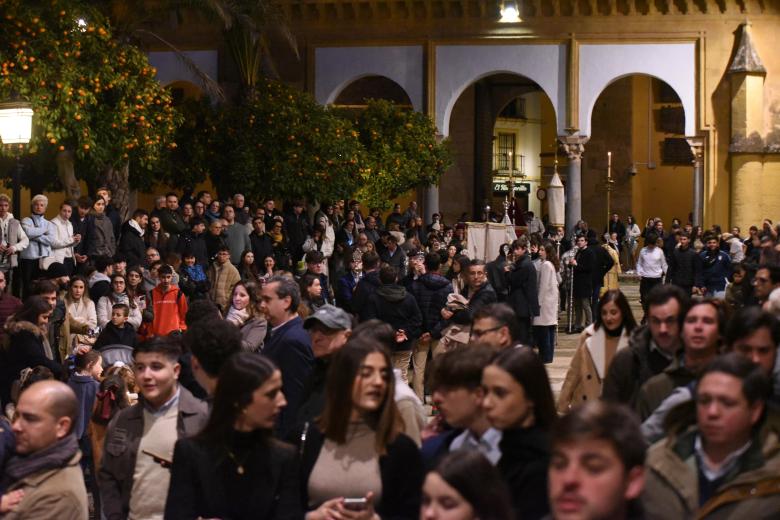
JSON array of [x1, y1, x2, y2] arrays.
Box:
[[204, 220, 227, 264], [117, 209, 148, 269], [588, 231, 614, 316], [250, 216, 274, 264], [410, 252, 453, 398], [569, 234, 595, 332], [667, 232, 699, 296], [353, 251, 382, 321], [507, 236, 540, 345], [284, 201, 309, 264], [380, 235, 407, 278], [486, 244, 511, 302], [159, 192, 189, 250], [602, 284, 686, 408], [363, 264, 422, 385], [176, 218, 209, 269], [261, 276, 314, 438]]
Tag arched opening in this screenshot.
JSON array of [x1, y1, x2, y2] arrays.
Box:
[[443, 73, 558, 221], [586, 74, 691, 234], [166, 80, 204, 104], [332, 75, 413, 109]]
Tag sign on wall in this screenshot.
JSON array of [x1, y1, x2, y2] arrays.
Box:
[[492, 182, 531, 195]]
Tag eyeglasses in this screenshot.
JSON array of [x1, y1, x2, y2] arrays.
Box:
[[470, 324, 505, 339]]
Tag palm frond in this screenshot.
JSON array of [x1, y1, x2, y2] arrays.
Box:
[[134, 29, 226, 102]]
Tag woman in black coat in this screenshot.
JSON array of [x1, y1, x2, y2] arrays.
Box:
[[298, 337, 424, 520], [165, 352, 301, 520], [482, 347, 557, 520], [0, 296, 63, 406]]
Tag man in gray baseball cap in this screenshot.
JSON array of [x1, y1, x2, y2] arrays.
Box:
[[292, 305, 354, 439]]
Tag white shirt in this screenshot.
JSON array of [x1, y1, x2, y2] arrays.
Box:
[[694, 435, 752, 482], [637, 246, 667, 279], [449, 427, 503, 465]]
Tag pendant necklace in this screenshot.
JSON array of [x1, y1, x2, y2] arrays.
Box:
[[227, 450, 246, 475]]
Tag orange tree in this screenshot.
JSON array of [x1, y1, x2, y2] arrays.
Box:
[[0, 0, 179, 216], [209, 78, 364, 203], [345, 99, 452, 210]]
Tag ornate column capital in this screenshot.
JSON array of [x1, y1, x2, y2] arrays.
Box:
[[559, 134, 589, 161], [686, 136, 704, 164]]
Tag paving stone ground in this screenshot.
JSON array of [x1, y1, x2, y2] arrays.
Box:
[[548, 276, 642, 399]]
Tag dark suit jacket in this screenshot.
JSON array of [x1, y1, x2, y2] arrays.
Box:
[[165, 435, 302, 520], [263, 316, 314, 438], [508, 254, 540, 318]]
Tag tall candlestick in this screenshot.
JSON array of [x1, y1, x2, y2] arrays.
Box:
[[606, 151, 613, 225], [508, 151, 513, 183]]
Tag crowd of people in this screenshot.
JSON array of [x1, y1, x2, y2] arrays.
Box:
[[0, 188, 779, 519]]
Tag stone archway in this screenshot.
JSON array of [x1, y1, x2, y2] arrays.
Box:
[[442, 73, 559, 221], [332, 75, 413, 108], [586, 74, 692, 234], [313, 46, 424, 111]]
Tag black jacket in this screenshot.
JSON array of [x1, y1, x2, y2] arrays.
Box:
[[1, 319, 64, 405], [177, 230, 209, 269], [117, 220, 146, 269], [450, 283, 498, 327], [411, 273, 453, 336], [486, 254, 510, 301], [263, 316, 314, 438], [354, 271, 382, 321], [205, 232, 227, 263], [588, 241, 614, 288], [601, 326, 674, 409], [364, 284, 422, 351], [250, 232, 275, 265], [572, 246, 595, 298], [380, 247, 408, 278], [498, 427, 551, 520], [668, 246, 699, 288], [299, 424, 423, 520], [95, 322, 137, 350], [507, 254, 540, 318], [165, 433, 302, 520], [284, 212, 309, 259]]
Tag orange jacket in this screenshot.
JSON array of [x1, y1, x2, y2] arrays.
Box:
[[147, 284, 188, 337]]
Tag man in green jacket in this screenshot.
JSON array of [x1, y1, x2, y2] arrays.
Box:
[[642, 353, 780, 518]]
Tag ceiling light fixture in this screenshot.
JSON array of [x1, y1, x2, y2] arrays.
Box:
[[499, 1, 521, 23]]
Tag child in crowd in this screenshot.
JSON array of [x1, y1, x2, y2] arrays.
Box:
[[89, 374, 130, 474], [67, 350, 103, 443], [178, 249, 210, 300], [725, 262, 751, 309], [67, 350, 103, 506], [104, 362, 139, 404], [95, 303, 137, 349]]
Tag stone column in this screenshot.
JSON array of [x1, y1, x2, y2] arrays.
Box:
[[687, 136, 705, 227], [559, 134, 588, 236], [424, 185, 439, 224]]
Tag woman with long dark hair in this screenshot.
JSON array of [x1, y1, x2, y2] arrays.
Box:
[[420, 450, 513, 520], [557, 289, 637, 413], [482, 347, 557, 520], [238, 250, 261, 284], [60, 275, 98, 358], [165, 352, 300, 519], [298, 274, 325, 318], [300, 338, 424, 520], [1, 296, 63, 406]]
